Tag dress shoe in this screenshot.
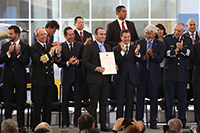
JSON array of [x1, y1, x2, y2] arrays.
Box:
[[182, 124, 189, 129], [18, 127, 28, 133], [150, 125, 159, 129], [101, 125, 111, 132]]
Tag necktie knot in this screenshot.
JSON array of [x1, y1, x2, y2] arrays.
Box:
[[148, 41, 152, 49], [69, 43, 73, 50], [191, 33, 195, 39], [80, 31, 84, 42]]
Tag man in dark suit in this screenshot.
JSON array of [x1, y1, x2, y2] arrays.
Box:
[[184, 19, 199, 44], [82, 27, 111, 131], [74, 16, 93, 45], [135, 25, 164, 129], [31, 20, 60, 45], [30, 28, 62, 130], [113, 29, 141, 120], [56, 26, 85, 127], [105, 5, 139, 49], [0, 25, 29, 133], [163, 22, 192, 128], [183, 19, 199, 103], [191, 41, 200, 125]]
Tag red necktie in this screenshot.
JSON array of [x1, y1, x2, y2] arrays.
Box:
[[47, 35, 50, 44], [122, 21, 125, 29], [80, 31, 84, 43]]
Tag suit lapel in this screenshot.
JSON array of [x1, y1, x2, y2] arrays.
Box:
[[115, 20, 121, 32]]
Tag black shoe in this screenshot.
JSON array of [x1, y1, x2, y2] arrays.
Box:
[[150, 125, 159, 129], [101, 125, 111, 132], [182, 124, 189, 129]]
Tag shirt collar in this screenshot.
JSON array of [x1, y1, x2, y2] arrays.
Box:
[[188, 31, 196, 36], [11, 39, 20, 45], [96, 40, 104, 46], [145, 38, 154, 44], [66, 40, 74, 46], [117, 18, 125, 25], [37, 40, 46, 47], [76, 29, 84, 36]]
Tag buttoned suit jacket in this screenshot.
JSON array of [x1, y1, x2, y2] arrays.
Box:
[[82, 41, 111, 84], [29, 42, 55, 86], [74, 29, 93, 43], [57, 41, 85, 83], [136, 38, 164, 83], [0, 41, 29, 84], [163, 34, 193, 82], [113, 44, 141, 85], [105, 19, 139, 49]]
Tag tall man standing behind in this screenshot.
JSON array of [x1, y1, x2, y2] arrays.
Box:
[[74, 16, 93, 45], [113, 29, 141, 120], [136, 25, 164, 129], [31, 20, 60, 45], [82, 27, 111, 131], [163, 22, 192, 128], [57, 27, 85, 127], [105, 5, 139, 49], [30, 28, 62, 130], [0, 25, 29, 133]]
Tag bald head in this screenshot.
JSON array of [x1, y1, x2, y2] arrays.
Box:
[[186, 18, 197, 33], [35, 28, 47, 43]]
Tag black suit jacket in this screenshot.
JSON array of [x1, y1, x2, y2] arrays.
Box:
[[82, 41, 111, 84], [183, 31, 199, 43], [191, 42, 200, 84], [74, 29, 93, 43], [0, 41, 29, 84], [136, 38, 164, 83], [57, 41, 85, 83], [113, 44, 141, 85], [29, 42, 56, 86], [105, 19, 139, 49]]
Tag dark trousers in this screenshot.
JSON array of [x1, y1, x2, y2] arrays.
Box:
[[3, 77, 26, 127], [193, 84, 200, 124], [32, 86, 52, 129], [115, 74, 136, 119], [62, 81, 83, 126], [136, 70, 159, 126], [87, 77, 110, 126], [164, 81, 187, 125]]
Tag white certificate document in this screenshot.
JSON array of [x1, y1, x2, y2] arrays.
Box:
[[99, 52, 117, 75]]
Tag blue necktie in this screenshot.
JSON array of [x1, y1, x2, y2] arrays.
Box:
[[146, 41, 152, 70], [99, 44, 106, 52], [191, 33, 195, 39]]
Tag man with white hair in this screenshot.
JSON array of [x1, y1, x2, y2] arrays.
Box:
[[135, 24, 164, 129], [163, 22, 192, 128], [1, 119, 18, 133]]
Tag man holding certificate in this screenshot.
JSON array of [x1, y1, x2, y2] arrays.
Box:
[[82, 27, 111, 131], [113, 29, 141, 120]]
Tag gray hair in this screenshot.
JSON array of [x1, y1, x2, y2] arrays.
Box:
[[35, 122, 52, 132], [175, 22, 185, 31], [1, 119, 18, 133], [145, 24, 157, 34], [168, 118, 183, 132]]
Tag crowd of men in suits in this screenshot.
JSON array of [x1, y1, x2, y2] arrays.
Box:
[[0, 4, 200, 132]]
